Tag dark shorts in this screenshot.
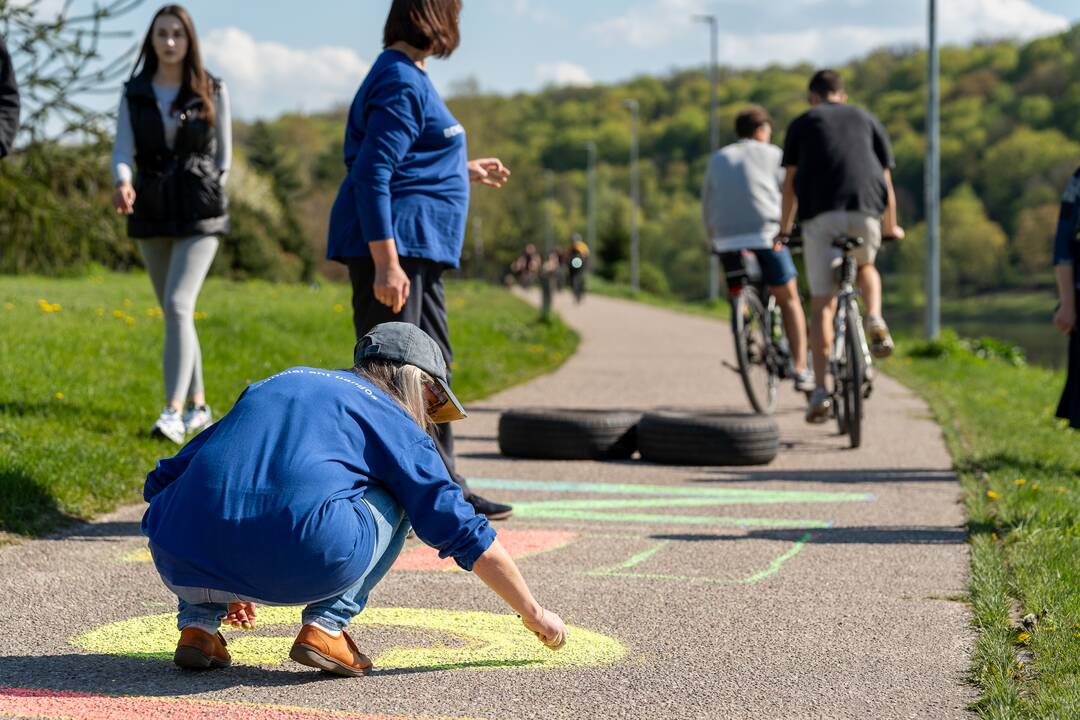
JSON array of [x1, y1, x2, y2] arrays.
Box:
[[719, 247, 798, 288]]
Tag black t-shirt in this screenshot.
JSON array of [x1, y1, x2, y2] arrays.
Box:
[[0, 37, 20, 157], [781, 102, 895, 222]]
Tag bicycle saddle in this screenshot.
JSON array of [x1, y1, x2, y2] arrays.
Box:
[[832, 236, 865, 251]]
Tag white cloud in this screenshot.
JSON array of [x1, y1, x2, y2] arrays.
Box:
[[536, 62, 593, 88], [591, 0, 1069, 63], [201, 28, 368, 120]]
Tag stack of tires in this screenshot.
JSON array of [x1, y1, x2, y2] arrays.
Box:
[[498, 408, 779, 466]]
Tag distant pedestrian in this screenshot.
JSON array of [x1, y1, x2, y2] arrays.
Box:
[[510, 243, 542, 287], [327, 0, 513, 520], [1054, 169, 1079, 429], [0, 35, 20, 157], [567, 235, 589, 303], [110, 4, 231, 444]]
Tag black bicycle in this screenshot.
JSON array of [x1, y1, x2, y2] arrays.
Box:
[[722, 250, 794, 415]]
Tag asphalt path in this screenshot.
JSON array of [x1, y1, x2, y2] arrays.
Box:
[[0, 290, 974, 720]]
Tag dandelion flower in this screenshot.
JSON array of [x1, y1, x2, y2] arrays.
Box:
[[55, 392, 65, 400], [1015, 478, 1027, 486], [96, 308, 105, 317], [1016, 633, 1031, 643], [125, 316, 136, 326], [986, 490, 1000, 500], [333, 304, 344, 313], [3, 302, 13, 310], [113, 310, 125, 319]]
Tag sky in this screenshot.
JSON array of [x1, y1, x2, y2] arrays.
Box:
[[26, 0, 1080, 120]]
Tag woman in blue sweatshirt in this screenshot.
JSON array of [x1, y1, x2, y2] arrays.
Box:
[[327, 0, 513, 521], [1054, 170, 1079, 429], [142, 323, 567, 676]]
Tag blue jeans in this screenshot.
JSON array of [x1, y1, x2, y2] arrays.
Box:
[[169, 486, 411, 632]]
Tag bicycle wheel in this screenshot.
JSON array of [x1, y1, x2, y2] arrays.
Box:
[[833, 305, 848, 436], [732, 288, 779, 414], [843, 299, 865, 449]]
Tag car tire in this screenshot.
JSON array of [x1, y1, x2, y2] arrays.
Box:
[[637, 410, 779, 466], [497, 408, 641, 460]]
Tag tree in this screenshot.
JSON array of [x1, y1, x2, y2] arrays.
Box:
[[1012, 203, 1059, 275]]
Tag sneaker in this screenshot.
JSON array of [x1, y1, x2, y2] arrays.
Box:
[[867, 317, 895, 359], [174, 627, 231, 670], [151, 408, 186, 445], [467, 493, 514, 521], [805, 388, 833, 424], [793, 368, 816, 394], [290, 624, 373, 677], [182, 404, 213, 434]]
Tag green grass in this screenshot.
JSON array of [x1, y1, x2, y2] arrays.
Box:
[[0, 273, 578, 538], [884, 333, 1079, 719]]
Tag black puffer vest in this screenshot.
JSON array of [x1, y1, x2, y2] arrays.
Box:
[[125, 74, 229, 239]]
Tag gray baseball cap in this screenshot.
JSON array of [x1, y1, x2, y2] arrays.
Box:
[[354, 322, 467, 423]]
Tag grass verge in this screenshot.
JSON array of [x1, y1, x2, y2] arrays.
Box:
[[588, 276, 731, 321], [884, 332, 1079, 719], [0, 273, 577, 537]]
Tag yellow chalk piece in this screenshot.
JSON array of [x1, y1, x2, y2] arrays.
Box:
[[121, 548, 153, 563], [73, 607, 625, 672]]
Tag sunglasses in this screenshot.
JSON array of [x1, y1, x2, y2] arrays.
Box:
[[424, 380, 450, 415]]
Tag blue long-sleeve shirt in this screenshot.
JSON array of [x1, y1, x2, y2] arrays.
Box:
[[1055, 170, 1079, 282], [142, 367, 495, 604], [327, 49, 469, 267]]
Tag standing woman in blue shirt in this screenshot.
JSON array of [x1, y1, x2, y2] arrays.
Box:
[[1054, 170, 1079, 429], [111, 5, 231, 445], [328, 0, 512, 519]]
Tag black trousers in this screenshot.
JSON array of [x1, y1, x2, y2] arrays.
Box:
[[1057, 294, 1080, 430], [346, 256, 471, 493]]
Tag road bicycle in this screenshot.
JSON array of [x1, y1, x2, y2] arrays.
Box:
[[722, 250, 794, 415]]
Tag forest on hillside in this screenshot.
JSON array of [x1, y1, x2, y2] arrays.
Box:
[[5, 24, 1080, 302]]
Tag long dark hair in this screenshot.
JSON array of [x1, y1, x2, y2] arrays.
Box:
[[383, 0, 463, 59], [131, 4, 216, 125]]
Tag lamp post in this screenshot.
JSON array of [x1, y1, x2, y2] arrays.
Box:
[[624, 99, 640, 293], [585, 140, 598, 256], [926, 0, 941, 339], [695, 13, 721, 301]]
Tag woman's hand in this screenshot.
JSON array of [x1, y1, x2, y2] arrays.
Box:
[[468, 158, 511, 188], [1054, 302, 1076, 335], [374, 260, 411, 314], [521, 607, 567, 651], [112, 181, 136, 215], [225, 602, 257, 630]]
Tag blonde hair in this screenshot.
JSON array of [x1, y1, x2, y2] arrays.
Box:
[[356, 361, 435, 434]]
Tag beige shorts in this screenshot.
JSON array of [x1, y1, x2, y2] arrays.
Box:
[[802, 211, 882, 297]]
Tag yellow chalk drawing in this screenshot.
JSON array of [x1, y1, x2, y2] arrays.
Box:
[[73, 607, 625, 672]]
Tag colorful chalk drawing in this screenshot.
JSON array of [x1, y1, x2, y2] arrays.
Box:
[[121, 529, 579, 570], [469, 478, 871, 528], [73, 607, 625, 672], [0, 687, 481, 720], [586, 533, 813, 584]]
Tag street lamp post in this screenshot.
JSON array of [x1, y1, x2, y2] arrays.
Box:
[[585, 140, 598, 256], [695, 13, 721, 301], [624, 99, 640, 293], [926, 0, 942, 339]]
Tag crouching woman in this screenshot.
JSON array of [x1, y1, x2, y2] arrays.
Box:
[[141, 322, 567, 675]]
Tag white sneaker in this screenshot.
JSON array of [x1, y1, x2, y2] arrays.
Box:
[[182, 404, 213, 434], [805, 388, 833, 424], [794, 369, 816, 394], [151, 408, 186, 445]]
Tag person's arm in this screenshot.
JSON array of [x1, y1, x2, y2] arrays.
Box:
[[473, 539, 567, 649], [214, 80, 232, 186], [0, 37, 20, 157], [702, 160, 717, 241], [882, 168, 904, 239], [1053, 180, 1078, 335], [776, 166, 798, 248], [468, 158, 511, 188], [350, 80, 423, 313], [111, 93, 137, 214], [143, 419, 221, 501]]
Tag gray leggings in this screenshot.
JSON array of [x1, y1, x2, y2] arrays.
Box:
[[138, 235, 219, 406]]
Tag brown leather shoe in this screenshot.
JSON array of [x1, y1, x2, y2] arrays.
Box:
[[290, 624, 372, 677], [174, 627, 231, 670]]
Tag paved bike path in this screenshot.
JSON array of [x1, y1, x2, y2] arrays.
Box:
[[0, 291, 973, 720]]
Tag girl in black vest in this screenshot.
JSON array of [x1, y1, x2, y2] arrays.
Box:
[[111, 4, 231, 444]]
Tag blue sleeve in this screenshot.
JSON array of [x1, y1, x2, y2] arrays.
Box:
[[385, 437, 496, 571], [1054, 172, 1080, 266], [351, 73, 424, 243], [143, 420, 221, 502]]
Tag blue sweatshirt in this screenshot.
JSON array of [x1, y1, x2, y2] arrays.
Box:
[[327, 49, 469, 268], [1055, 169, 1079, 289], [142, 367, 495, 604]]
